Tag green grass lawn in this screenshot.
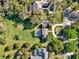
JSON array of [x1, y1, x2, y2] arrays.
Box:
[[0, 19, 40, 59], [5, 19, 40, 43]]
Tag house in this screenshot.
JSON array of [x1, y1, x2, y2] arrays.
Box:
[[42, 20, 49, 28], [34, 28, 48, 42], [68, 10, 79, 21], [41, 20, 48, 39], [34, 20, 48, 41], [74, 10, 79, 20], [41, 28, 48, 41], [30, 0, 56, 14], [34, 29, 41, 37], [63, 7, 78, 26], [29, 2, 38, 13], [64, 7, 79, 21], [30, 48, 48, 59], [64, 9, 72, 18]]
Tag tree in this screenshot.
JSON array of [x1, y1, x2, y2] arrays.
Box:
[[13, 42, 20, 49], [48, 37, 64, 54], [62, 28, 78, 39], [6, 54, 12, 59], [71, 2, 79, 11], [22, 42, 30, 49], [30, 10, 47, 25], [71, 21, 79, 29], [14, 34, 20, 40], [61, 0, 68, 9], [65, 40, 78, 52], [49, 10, 63, 23], [72, 54, 79, 59], [31, 44, 40, 51], [4, 45, 11, 51], [71, 21, 79, 36], [0, 36, 6, 45]]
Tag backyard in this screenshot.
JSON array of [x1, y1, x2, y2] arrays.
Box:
[[0, 18, 40, 58]]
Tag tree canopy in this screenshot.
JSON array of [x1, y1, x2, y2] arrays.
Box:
[[62, 28, 78, 39], [65, 40, 78, 52], [48, 37, 64, 54]]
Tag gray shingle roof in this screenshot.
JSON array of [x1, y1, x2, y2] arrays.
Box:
[[42, 3, 50, 8], [30, 0, 56, 14], [30, 48, 48, 59], [30, 56, 42, 59], [68, 11, 79, 21]]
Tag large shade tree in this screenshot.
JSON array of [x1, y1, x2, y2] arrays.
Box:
[[0, 0, 32, 20], [48, 37, 64, 54], [62, 28, 78, 39], [65, 40, 78, 52]]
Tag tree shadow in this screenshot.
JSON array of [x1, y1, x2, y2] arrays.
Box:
[[13, 49, 19, 59], [5, 14, 22, 24], [13, 49, 24, 59], [23, 17, 33, 30], [4, 14, 34, 30]]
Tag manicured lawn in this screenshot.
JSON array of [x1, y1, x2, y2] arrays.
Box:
[[0, 45, 5, 59], [0, 19, 40, 59], [5, 19, 40, 44]]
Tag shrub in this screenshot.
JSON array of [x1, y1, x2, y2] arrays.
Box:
[[14, 34, 20, 40], [0, 26, 5, 34], [22, 42, 30, 49], [6, 54, 12, 59], [4, 46, 11, 52], [0, 36, 6, 45], [13, 42, 20, 49]]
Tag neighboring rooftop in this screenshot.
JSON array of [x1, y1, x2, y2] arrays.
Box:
[[42, 20, 49, 28], [64, 7, 79, 21], [30, 0, 56, 14], [34, 20, 49, 42], [30, 48, 48, 59], [41, 28, 48, 40], [68, 10, 79, 21]]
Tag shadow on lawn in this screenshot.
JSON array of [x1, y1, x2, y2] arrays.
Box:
[[4, 14, 33, 30], [5, 14, 22, 24], [22, 17, 33, 30]]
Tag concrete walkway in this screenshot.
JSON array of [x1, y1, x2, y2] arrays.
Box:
[[51, 23, 64, 38]]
